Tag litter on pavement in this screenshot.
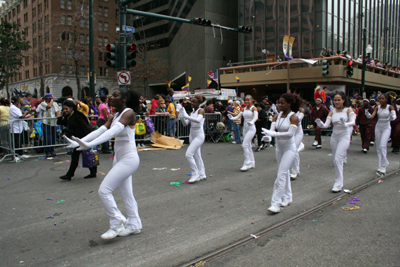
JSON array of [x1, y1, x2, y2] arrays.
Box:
[[56, 200, 65, 204], [171, 168, 180, 171], [170, 181, 185, 187], [152, 167, 167, 170], [250, 234, 259, 239], [342, 206, 360, 211], [344, 189, 352, 193]]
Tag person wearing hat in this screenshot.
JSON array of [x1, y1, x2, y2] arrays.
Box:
[[57, 99, 97, 180], [319, 48, 326, 58], [356, 99, 375, 153], [40, 93, 61, 158], [390, 96, 400, 154], [310, 98, 329, 148]]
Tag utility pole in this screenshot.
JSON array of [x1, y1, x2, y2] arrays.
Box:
[[286, 0, 291, 93], [361, 28, 367, 97], [89, 0, 95, 98]]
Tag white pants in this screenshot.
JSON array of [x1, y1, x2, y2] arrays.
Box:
[[98, 141, 142, 230], [271, 138, 296, 207], [242, 123, 256, 166], [291, 130, 303, 174], [330, 132, 350, 191], [375, 123, 391, 168], [186, 128, 205, 178]]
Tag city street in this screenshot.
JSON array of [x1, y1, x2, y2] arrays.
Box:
[[1, 135, 399, 267]]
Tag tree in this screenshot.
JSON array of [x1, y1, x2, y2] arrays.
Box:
[[0, 21, 31, 98]]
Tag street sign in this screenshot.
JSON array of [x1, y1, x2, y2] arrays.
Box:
[[122, 25, 135, 33], [124, 32, 133, 37], [117, 71, 131, 85]]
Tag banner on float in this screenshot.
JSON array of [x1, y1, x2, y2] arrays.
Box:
[[283, 35, 289, 58], [289, 36, 295, 59], [221, 89, 237, 96]]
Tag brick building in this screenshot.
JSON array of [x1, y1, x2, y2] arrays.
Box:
[[0, 0, 120, 98]]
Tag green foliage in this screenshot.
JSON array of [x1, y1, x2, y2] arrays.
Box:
[[0, 20, 31, 89]]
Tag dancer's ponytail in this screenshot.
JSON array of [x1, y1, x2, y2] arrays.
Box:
[[119, 88, 140, 112], [281, 93, 302, 112]]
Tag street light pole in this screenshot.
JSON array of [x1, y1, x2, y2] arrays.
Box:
[[361, 28, 367, 98]]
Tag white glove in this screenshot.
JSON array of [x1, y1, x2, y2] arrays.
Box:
[[315, 118, 324, 128], [63, 135, 79, 148], [227, 114, 233, 120], [247, 121, 254, 126], [72, 136, 91, 151], [365, 109, 372, 118], [339, 117, 346, 126], [262, 136, 272, 143], [261, 128, 276, 137]]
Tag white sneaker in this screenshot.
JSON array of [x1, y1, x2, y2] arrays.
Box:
[[380, 166, 386, 175], [268, 206, 281, 213], [118, 228, 141, 237], [250, 163, 255, 169], [232, 141, 237, 144], [101, 224, 125, 240], [20, 155, 30, 159], [290, 172, 298, 179], [240, 164, 252, 171], [13, 156, 23, 162], [370, 141, 375, 146], [188, 175, 200, 183], [312, 141, 318, 146], [362, 148, 368, 153], [280, 202, 290, 207], [316, 145, 322, 149], [199, 175, 207, 181], [331, 188, 341, 193]]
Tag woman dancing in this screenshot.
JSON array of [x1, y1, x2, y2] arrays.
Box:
[[227, 95, 258, 171], [315, 92, 356, 192], [365, 94, 396, 175], [290, 105, 305, 179], [179, 95, 206, 183], [262, 93, 300, 213], [65, 88, 142, 239]]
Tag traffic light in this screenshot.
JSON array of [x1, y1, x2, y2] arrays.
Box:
[[346, 60, 354, 77], [191, 17, 211, 26], [126, 44, 137, 68], [322, 59, 329, 77], [106, 44, 118, 69], [237, 26, 252, 33]]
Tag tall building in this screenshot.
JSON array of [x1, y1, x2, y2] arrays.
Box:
[[239, 0, 400, 67], [0, 0, 120, 98], [127, 0, 239, 97]]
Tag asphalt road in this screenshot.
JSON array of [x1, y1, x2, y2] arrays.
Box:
[[0, 135, 399, 267]]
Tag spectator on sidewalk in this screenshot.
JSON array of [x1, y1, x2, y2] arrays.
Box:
[[321, 87, 327, 104], [150, 94, 160, 115], [390, 96, 400, 154], [155, 99, 169, 135], [57, 99, 97, 181], [10, 96, 31, 161], [97, 95, 111, 154], [314, 86, 322, 101], [165, 98, 176, 137], [0, 98, 11, 157], [22, 93, 35, 118], [228, 101, 242, 144], [310, 98, 329, 149], [40, 93, 60, 158]]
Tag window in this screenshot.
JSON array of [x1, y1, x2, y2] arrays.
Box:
[[80, 50, 85, 60], [104, 52, 107, 61], [104, 22, 108, 31], [68, 49, 73, 58], [105, 68, 109, 76], [67, 16, 72, 25], [17, 18, 21, 25], [68, 65, 73, 74], [12, 8, 15, 17], [33, 55, 37, 63], [80, 34, 85, 44], [98, 7, 102, 16], [45, 32, 49, 42], [33, 38, 37, 48], [60, 0, 65, 9], [80, 19, 84, 28], [32, 7, 36, 18], [61, 15, 65, 25], [17, 5, 20, 14], [98, 21, 103, 31], [61, 65, 66, 74], [19, 73, 22, 80], [33, 23, 36, 33], [38, 3, 42, 14], [104, 37, 108, 46], [104, 7, 108, 17], [45, 15, 49, 24], [86, 19, 89, 29], [23, 0, 28, 8], [24, 13, 28, 23], [34, 68, 37, 76], [98, 52, 103, 60], [25, 56, 29, 66], [24, 27, 28, 37], [115, 9, 119, 19], [67, 0, 72, 10], [45, 0, 49, 9], [25, 70, 29, 79], [99, 67, 103, 76], [98, 37, 103, 46], [80, 66, 85, 75], [61, 49, 66, 58]]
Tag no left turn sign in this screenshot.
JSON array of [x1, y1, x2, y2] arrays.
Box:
[[117, 71, 131, 85]]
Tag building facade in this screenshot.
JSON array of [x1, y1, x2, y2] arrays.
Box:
[[239, 0, 400, 67], [0, 0, 120, 98]]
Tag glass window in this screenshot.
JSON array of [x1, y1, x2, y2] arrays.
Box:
[[68, 65, 73, 74], [290, 16, 300, 35], [98, 7, 102, 16], [255, 1, 265, 23], [80, 34, 85, 44], [327, 32, 332, 49], [333, 16, 337, 35], [67, 16, 72, 25], [61, 15, 65, 25], [278, 18, 287, 36], [278, 1, 287, 18], [105, 68, 109, 77], [104, 7, 109, 17], [265, 38, 275, 53], [80, 66, 85, 76], [302, 32, 313, 50], [328, 0, 332, 14], [98, 21, 103, 31], [98, 37, 103, 46], [301, 0, 313, 13], [301, 13, 314, 32], [104, 37, 108, 46], [266, 20, 276, 39], [61, 64, 66, 74], [104, 22, 108, 31], [266, 0, 276, 21], [67, 0, 71, 10], [255, 22, 265, 40], [60, 0, 65, 9], [302, 50, 313, 58], [244, 2, 254, 26], [255, 39, 265, 58], [290, 0, 300, 17], [327, 13, 332, 33], [98, 52, 102, 60]]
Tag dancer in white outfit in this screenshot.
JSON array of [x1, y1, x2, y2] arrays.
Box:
[[179, 95, 206, 183], [65, 88, 142, 239], [262, 93, 301, 214], [315, 92, 356, 192], [290, 108, 305, 179], [365, 94, 396, 175], [227, 95, 258, 171]]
